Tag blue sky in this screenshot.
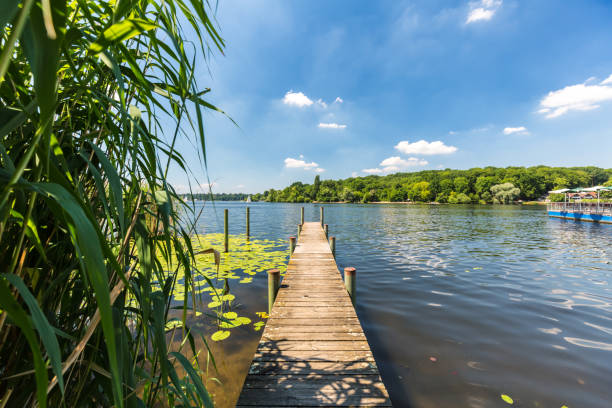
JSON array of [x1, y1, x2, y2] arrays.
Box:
[[169, 0, 612, 193]]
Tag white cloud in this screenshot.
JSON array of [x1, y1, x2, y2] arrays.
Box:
[[380, 156, 428, 168], [538, 75, 612, 118], [394, 140, 458, 155], [283, 91, 313, 107], [351, 172, 358, 177], [466, 0, 502, 24], [503, 126, 529, 135], [363, 156, 428, 175], [362, 168, 383, 174], [318, 122, 347, 129], [334, 97, 344, 103], [285, 157, 323, 172], [316, 99, 327, 108]]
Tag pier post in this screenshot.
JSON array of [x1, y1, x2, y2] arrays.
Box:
[[290, 236, 296, 254], [330, 236, 336, 257], [224, 209, 229, 252], [320, 207, 324, 227], [298, 223, 302, 238], [344, 267, 356, 305], [246, 206, 250, 238], [300, 206, 304, 225], [267, 268, 280, 314], [324, 224, 329, 239]]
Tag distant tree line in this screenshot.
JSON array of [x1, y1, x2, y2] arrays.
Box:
[[250, 166, 612, 204], [182, 193, 249, 201]]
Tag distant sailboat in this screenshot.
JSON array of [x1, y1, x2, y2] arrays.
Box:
[[246, 195, 252, 203]]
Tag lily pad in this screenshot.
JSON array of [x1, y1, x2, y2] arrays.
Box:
[[501, 394, 513, 404], [211, 330, 230, 341]]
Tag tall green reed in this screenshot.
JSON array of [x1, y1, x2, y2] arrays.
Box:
[[0, 0, 226, 406]]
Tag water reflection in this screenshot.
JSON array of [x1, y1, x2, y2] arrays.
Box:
[[187, 203, 612, 408]]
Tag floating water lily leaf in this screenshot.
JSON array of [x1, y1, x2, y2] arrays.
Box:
[[234, 316, 251, 325], [207, 301, 221, 308], [253, 321, 265, 331], [256, 311, 269, 319], [473, 267, 482, 270], [221, 294, 235, 301], [165, 320, 183, 331], [219, 321, 237, 328], [222, 312, 237, 319], [501, 394, 513, 404], [211, 330, 230, 341]]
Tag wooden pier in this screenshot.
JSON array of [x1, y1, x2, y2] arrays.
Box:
[[237, 221, 391, 407]]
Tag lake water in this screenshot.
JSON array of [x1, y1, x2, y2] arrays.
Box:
[[188, 202, 612, 407]]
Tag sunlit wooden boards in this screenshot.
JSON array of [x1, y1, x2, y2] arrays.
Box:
[[237, 222, 391, 407]]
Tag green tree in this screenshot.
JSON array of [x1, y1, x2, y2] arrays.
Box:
[[491, 183, 521, 203], [454, 177, 469, 194], [312, 175, 321, 200]]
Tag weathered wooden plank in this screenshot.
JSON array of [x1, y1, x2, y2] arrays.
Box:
[[253, 349, 375, 362], [243, 374, 387, 390], [263, 324, 363, 333], [262, 332, 367, 341], [238, 222, 389, 407], [237, 389, 391, 407], [275, 300, 354, 307], [245, 361, 381, 376], [266, 318, 363, 326], [256, 340, 371, 351]]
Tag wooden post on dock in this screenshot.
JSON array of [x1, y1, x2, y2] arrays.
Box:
[[224, 209, 229, 252], [290, 236, 296, 254], [297, 223, 302, 238], [267, 268, 280, 314], [344, 267, 356, 305], [324, 223, 329, 239], [320, 206, 324, 227], [330, 236, 336, 257], [246, 206, 250, 237], [300, 206, 304, 225]]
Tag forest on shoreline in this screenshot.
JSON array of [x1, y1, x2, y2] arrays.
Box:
[[197, 166, 612, 204]]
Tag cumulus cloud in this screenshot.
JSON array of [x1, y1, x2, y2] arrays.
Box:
[[394, 140, 458, 155], [334, 97, 344, 103], [381, 156, 428, 168], [466, 0, 502, 24], [285, 157, 324, 173], [503, 126, 529, 135], [316, 99, 327, 108], [283, 91, 313, 107], [318, 122, 347, 129], [362, 156, 428, 175], [538, 74, 612, 118], [362, 168, 383, 174], [284, 157, 318, 169]]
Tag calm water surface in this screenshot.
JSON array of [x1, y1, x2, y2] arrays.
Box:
[[189, 202, 612, 408]]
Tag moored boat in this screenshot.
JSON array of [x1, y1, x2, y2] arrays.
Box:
[[548, 186, 612, 224]]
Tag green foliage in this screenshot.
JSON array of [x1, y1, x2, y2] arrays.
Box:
[[251, 166, 612, 204], [0, 0, 227, 406], [491, 183, 521, 204]]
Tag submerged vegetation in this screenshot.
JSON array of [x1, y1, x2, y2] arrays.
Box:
[[253, 166, 612, 204], [0, 0, 237, 406]]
